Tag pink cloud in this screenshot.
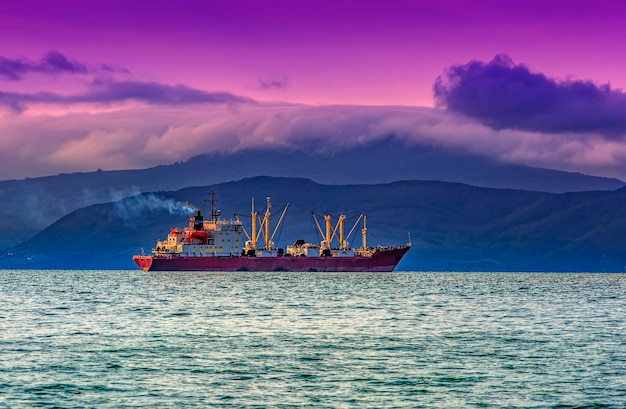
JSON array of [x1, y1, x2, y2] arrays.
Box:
[[2, 102, 626, 182]]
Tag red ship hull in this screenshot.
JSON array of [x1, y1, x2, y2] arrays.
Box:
[[134, 246, 410, 272]]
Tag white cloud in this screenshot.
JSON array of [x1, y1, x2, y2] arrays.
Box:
[[1, 102, 626, 181]]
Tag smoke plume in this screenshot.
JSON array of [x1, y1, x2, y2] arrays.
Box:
[[114, 194, 197, 220]]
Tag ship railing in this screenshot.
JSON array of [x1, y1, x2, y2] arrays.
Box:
[[215, 220, 243, 226], [352, 245, 406, 256]]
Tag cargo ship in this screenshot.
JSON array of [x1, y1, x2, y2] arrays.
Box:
[[133, 194, 410, 272]]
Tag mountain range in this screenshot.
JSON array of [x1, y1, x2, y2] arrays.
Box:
[[4, 176, 626, 272], [0, 140, 623, 250]]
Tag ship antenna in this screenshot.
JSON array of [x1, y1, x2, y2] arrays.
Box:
[[204, 191, 220, 223]]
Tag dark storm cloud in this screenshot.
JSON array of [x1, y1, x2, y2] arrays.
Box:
[[0, 79, 252, 113], [434, 54, 626, 138], [0, 51, 88, 80]]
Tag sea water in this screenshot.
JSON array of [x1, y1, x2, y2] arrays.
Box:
[[0, 270, 624, 408]]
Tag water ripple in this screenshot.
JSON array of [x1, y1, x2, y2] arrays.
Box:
[[0, 271, 625, 407]]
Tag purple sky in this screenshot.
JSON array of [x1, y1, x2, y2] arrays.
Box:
[[2, 0, 626, 180]]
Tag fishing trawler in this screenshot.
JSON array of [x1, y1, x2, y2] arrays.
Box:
[[133, 194, 410, 272]]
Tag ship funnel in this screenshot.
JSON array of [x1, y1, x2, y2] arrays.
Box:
[[190, 210, 204, 230]]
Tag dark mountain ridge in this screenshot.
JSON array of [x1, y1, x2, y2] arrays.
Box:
[[0, 140, 623, 250], [4, 176, 626, 272]]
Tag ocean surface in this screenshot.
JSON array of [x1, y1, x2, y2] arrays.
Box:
[[0, 271, 625, 408]]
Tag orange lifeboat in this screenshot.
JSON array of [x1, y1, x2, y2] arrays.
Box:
[[187, 230, 208, 244]]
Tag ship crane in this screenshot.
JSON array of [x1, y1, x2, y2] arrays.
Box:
[[312, 212, 367, 251], [250, 198, 270, 250], [270, 202, 289, 245], [330, 213, 347, 250], [345, 213, 364, 249], [237, 202, 255, 243], [242, 197, 289, 253], [263, 197, 271, 250]]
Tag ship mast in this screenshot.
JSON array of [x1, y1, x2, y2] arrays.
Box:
[[324, 214, 332, 248], [205, 191, 220, 224], [338, 213, 346, 250], [264, 197, 271, 250], [362, 215, 367, 251], [251, 197, 258, 249]]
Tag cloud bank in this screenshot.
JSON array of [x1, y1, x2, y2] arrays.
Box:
[[0, 51, 88, 80], [434, 54, 626, 139], [2, 51, 626, 183], [0, 51, 250, 113], [0, 80, 252, 113], [3, 102, 626, 182]]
